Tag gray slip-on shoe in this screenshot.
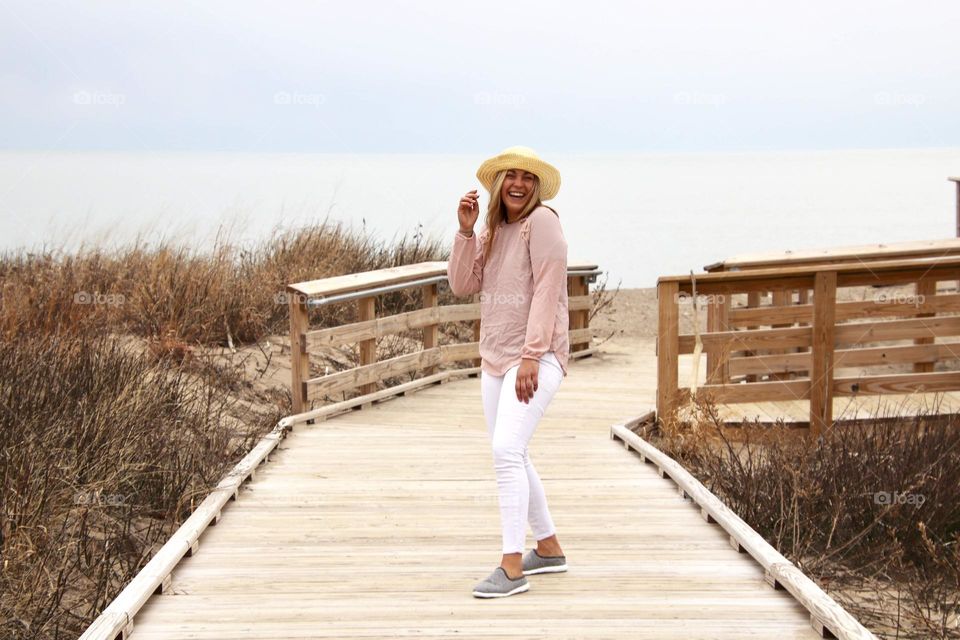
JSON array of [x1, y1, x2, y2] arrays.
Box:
[[522, 548, 568, 575], [472, 566, 529, 598]]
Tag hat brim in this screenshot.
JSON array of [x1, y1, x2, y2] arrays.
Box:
[[476, 153, 561, 200]]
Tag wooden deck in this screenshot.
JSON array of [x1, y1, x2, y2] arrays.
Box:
[[124, 336, 830, 639]]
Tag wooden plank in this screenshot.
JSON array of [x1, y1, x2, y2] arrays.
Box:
[[728, 292, 960, 327], [744, 291, 761, 383], [282, 367, 481, 427], [729, 341, 960, 377], [661, 254, 960, 286], [834, 315, 960, 345], [80, 336, 879, 640], [705, 294, 730, 383], [305, 298, 590, 351], [306, 343, 480, 399], [688, 315, 960, 359], [569, 275, 590, 352], [611, 425, 876, 640], [472, 292, 482, 368], [421, 283, 439, 376], [357, 296, 377, 395], [810, 272, 837, 439], [79, 424, 287, 640], [684, 380, 810, 404], [768, 289, 792, 381], [704, 237, 960, 272], [832, 371, 960, 395], [568, 293, 593, 312], [679, 325, 812, 354], [289, 261, 599, 298], [288, 294, 310, 414], [913, 277, 937, 373], [657, 281, 680, 421], [288, 262, 449, 297], [306, 303, 477, 348]]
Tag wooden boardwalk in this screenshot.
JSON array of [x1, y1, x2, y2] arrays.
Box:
[[127, 337, 825, 639]]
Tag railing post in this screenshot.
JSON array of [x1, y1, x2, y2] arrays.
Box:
[[769, 289, 792, 380], [706, 293, 730, 384], [809, 272, 837, 439], [657, 281, 680, 423], [744, 291, 761, 382], [358, 296, 376, 395], [289, 292, 309, 414], [422, 283, 439, 375], [568, 274, 590, 352], [950, 177, 959, 237], [913, 275, 936, 373], [472, 292, 482, 368]]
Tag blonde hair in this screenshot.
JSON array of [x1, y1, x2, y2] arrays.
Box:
[[482, 169, 557, 259]]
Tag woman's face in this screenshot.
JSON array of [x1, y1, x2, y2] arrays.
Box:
[[500, 168, 537, 216]]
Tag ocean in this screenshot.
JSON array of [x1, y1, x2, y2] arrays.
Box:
[[1, 148, 958, 288]]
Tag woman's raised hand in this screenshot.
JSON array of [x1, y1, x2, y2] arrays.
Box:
[[457, 189, 480, 235]]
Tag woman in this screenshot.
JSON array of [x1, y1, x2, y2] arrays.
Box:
[[447, 146, 570, 598]]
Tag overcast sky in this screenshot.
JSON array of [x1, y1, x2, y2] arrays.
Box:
[[1, 0, 958, 153]]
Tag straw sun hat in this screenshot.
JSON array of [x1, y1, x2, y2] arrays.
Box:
[[476, 146, 561, 201]]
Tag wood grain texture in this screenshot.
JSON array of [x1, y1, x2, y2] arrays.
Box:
[[97, 337, 829, 640]]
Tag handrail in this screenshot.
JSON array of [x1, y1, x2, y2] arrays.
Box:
[[951, 177, 960, 237], [656, 252, 960, 436], [703, 237, 960, 272], [288, 260, 601, 417], [305, 274, 449, 307], [660, 254, 960, 285], [611, 421, 877, 640]]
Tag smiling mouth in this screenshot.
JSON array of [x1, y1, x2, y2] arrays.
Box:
[[507, 191, 526, 200]]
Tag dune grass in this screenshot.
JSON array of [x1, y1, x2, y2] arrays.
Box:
[[0, 217, 452, 639], [654, 398, 960, 639]]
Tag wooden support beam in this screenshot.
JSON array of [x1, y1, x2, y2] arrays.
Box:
[[705, 293, 730, 383], [357, 296, 377, 395], [809, 272, 837, 439], [657, 281, 680, 422], [913, 276, 937, 373], [472, 292, 482, 368], [568, 275, 590, 352], [421, 283, 439, 376], [745, 291, 761, 382], [288, 294, 309, 414]]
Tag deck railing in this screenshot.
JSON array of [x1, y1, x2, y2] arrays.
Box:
[[656, 255, 960, 437], [286, 260, 601, 423]]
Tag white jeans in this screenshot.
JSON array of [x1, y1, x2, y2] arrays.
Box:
[[480, 351, 564, 555]]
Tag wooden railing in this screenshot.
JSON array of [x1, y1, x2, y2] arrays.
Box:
[[951, 176, 960, 237], [656, 255, 960, 437], [286, 260, 601, 422]]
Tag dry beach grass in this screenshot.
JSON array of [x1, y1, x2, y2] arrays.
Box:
[[1, 219, 957, 639]]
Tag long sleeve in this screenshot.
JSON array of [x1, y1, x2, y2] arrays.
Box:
[[521, 210, 567, 361], [447, 229, 485, 296]]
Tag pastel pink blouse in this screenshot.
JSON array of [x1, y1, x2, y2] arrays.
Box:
[[447, 205, 570, 377]]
